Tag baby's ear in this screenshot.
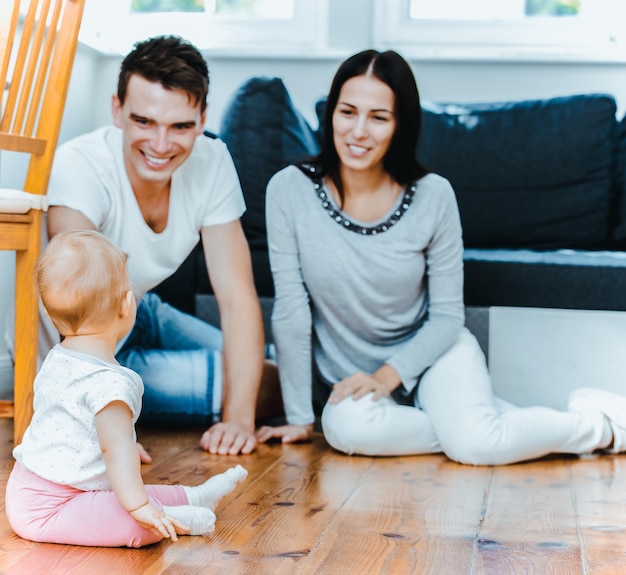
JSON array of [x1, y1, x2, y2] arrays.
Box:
[[41, 303, 51, 320], [120, 290, 134, 318]]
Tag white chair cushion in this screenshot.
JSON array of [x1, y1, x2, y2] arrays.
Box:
[[0, 188, 48, 214]]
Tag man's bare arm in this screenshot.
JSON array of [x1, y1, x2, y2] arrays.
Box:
[[199, 220, 264, 455], [48, 206, 97, 238]]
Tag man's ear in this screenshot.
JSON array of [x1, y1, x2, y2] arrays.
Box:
[[111, 94, 123, 128], [120, 290, 134, 318], [197, 108, 207, 136]]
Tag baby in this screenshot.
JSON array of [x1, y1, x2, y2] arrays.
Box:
[[6, 230, 247, 547]]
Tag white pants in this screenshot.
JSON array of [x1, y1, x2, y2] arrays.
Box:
[[321, 328, 612, 465]]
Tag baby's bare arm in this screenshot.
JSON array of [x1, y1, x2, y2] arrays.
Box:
[[95, 401, 187, 539]]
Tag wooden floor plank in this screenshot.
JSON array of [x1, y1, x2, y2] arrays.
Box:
[[475, 457, 582, 575], [143, 437, 375, 575], [571, 454, 626, 574], [0, 543, 166, 575], [1, 418, 626, 574], [299, 456, 493, 575], [139, 427, 286, 488]]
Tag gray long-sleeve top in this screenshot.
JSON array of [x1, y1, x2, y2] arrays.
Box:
[[266, 165, 465, 425]]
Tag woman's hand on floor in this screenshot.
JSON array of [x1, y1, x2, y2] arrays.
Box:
[[256, 423, 314, 444]]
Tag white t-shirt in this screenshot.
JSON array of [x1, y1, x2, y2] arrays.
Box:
[[47, 126, 246, 296], [13, 345, 143, 491]]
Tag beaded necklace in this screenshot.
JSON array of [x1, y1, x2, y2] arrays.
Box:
[[300, 164, 416, 236]]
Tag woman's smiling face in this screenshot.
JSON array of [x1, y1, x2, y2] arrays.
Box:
[[332, 73, 396, 176]]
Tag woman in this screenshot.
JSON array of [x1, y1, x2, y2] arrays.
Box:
[[256, 49, 625, 464]]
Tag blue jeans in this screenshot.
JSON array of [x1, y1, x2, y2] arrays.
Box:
[[117, 293, 223, 426]]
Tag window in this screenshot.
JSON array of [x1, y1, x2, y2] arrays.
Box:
[[409, 0, 581, 20], [79, 0, 326, 55], [130, 0, 291, 18], [131, 0, 206, 13], [374, 0, 626, 62]]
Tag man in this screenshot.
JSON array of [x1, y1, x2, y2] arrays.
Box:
[[45, 35, 280, 455]]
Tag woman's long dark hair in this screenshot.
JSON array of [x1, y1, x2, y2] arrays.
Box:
[[313, 49, 429, 206]]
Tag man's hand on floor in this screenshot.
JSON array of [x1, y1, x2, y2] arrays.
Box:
[[199, 421, 256, 455]]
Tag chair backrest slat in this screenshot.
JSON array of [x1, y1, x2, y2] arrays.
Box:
[[4, 0, 52, 134], [0, 0, 20, 100], [0, 0, 85, 195], [25, 0, 62, 136], [0, 132, 47, 154], [1, 0, 36, 133], [1, 0, 79, 140]]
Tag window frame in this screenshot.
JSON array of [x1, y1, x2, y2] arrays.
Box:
[[78, 0, 328, 56], [373, 0, 626, 63]]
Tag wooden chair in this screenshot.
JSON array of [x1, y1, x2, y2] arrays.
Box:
[[0, 0, 85, 444]]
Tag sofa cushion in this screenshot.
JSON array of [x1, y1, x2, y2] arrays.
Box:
[[464, 248, 626, 310], [419, 95, 618, 250], [220, 76, 319, 254], [612, 115, 626, 245]]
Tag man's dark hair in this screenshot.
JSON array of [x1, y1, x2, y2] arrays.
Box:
[[117, 35, 209, 113]]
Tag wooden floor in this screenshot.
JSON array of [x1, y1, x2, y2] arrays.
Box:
[[0, 418, 625, 575]]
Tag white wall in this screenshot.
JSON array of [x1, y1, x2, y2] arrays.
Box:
[[4, 3, 626, 399], [0, 252, 14, 397], [490, 308, 626, 409], [90, 56, 626, 136]]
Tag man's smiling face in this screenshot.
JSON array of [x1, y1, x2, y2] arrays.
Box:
[[111, 74, 205, 190]]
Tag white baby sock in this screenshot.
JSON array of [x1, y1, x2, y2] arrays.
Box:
[[162, 505, 216, 535], [183, 464, 248, 511]]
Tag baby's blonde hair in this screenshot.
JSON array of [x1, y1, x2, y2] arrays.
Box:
[[36, 230, 130, 335]]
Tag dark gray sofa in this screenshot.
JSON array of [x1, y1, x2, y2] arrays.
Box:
[[154, 77, 626, 323]]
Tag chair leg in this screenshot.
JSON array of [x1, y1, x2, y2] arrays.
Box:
[[13, 212, 42, 445]]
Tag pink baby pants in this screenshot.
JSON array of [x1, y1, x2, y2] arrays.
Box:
[[6, 462, 188, 547]]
